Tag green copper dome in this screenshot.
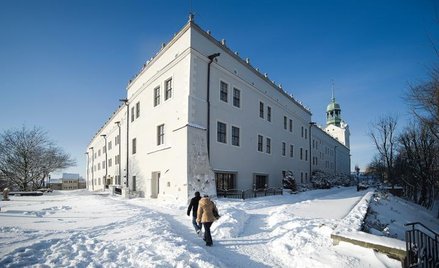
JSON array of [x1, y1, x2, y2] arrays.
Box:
[[326, 97, 342, 127], [326, 100, 340, 112]]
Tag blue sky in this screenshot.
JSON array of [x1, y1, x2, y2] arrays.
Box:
[[1, 0, 438, 178]]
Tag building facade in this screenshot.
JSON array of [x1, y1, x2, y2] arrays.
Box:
[[86, 16, 351, 201]]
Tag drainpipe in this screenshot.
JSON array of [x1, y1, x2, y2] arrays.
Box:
[[206, 53, 220, 159], [309, 122, 316, 180]]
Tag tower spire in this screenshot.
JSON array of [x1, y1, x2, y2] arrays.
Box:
[[326, 81, 342, 127], [331, 79, 335, 102]]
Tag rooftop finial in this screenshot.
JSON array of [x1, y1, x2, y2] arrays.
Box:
[[331, 79, 335, 101], [189, 12, 194, 22]]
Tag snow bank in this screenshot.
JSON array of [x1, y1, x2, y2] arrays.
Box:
[[212, 208, 249, 239]]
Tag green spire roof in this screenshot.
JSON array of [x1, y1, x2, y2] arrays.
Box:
[[326, 87, 342, 127]]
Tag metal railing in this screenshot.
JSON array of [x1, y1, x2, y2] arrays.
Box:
[[217, 188, 283, 200], [405, 222, 439, 268]]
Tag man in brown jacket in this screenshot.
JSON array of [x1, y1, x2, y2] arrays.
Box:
[[196, 195, 219, 246]]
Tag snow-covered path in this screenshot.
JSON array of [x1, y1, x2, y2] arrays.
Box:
[[0, 187, 401, 267]]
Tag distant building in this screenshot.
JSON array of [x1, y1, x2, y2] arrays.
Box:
[[86, 15, 351, 201], [49, 173, 86, 190]]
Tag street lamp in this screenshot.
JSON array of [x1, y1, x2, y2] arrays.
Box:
[[119, 98, 129, 190], [89, 147, 95, 191], [100, 134, 108, 189]]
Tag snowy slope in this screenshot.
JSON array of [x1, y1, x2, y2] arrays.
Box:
[[0, 187, 402, 267]]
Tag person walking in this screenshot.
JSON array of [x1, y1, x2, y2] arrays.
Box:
[[196, 195, 219, 247], [187, 191, 202, 234]]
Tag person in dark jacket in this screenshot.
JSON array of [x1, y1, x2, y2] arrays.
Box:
[[187, 191, 202, 234], [196, 195, 219, 246]]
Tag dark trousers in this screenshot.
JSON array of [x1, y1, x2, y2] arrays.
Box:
[[192, 216, 202, 232], [203, 222, 213, 246]]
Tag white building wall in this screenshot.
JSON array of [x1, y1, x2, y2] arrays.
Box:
[[124, 26, 192, 200], [87, 106, 126, 192], [87, 20, 352, 200], [189, 25, 313, 189], [311, 126, 350, 176]]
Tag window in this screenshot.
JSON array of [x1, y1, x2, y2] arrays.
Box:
[[157, 124, 165, 145], [255, 175, 267, 189], [98, 149, 101, 157], [165, 78, 172, 100], [290, 145, 294, 158], [115, 155, 120, 165], [289, 119, 293, 132], [266, 137, 271, 154], [282, 142, 286, 156], [259, 102, 264, 118], [103, 145, 106, 153], [232, 126, 240, 146], [305, 149, 308, 161], [131, 107, 135, 122], [300, 148, 303, 160], [108, 141, 112, 151], [132, 176, 136, 191], [220, 81, 228, 102], [102, 160, 105, 168], [215, 172, 236, 190], [284, 116, 287, 130], [267, 106, 271, 122], [217, 122, 226, 143], [154, 86, 160, 106], [258, 135, 263, 152], [108, 158, 112, 167], [115, 135, 119, 146], [132, 138, 137, 154], [301, 126, 304, 137], [305, 129, 308, 139], [233, 88, 240, 107], [98, 163, 101, 170], [136, 102, 140, 118]]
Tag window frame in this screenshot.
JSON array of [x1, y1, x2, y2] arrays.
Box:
[[233, 87, 240, 108], [132, 138, 137, 154], [157, 124, 165, 145], [136, 102, 140, 118], [266, 137, 271, 154], [165, 78, 172, 100], [282, 142, 286, 156], [267, 106, 271, 122], [257, 134, 263, 152], [217, 121, 227, 143], [231, 126, 240, 146], [259, 102, 264, 118], [154, 86, 160, 107], [220, 81, 228, 102]]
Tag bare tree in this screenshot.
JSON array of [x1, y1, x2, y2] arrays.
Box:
[[369, 115, 399, 187], [365, 155, 386, 182], [398, 122, 439, 208], [406, 65, 439, 140], [0, 126, 76, 191]]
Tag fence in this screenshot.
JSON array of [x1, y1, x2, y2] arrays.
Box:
[[405, 222, 439, 268], [217, 188, 283, 200]]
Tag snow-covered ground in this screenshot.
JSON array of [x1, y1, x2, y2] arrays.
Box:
[[364, 191, 439, 240], [0, 187, 404, 267]]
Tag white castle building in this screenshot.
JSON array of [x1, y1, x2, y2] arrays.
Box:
[[86, 16, 351, 201]]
